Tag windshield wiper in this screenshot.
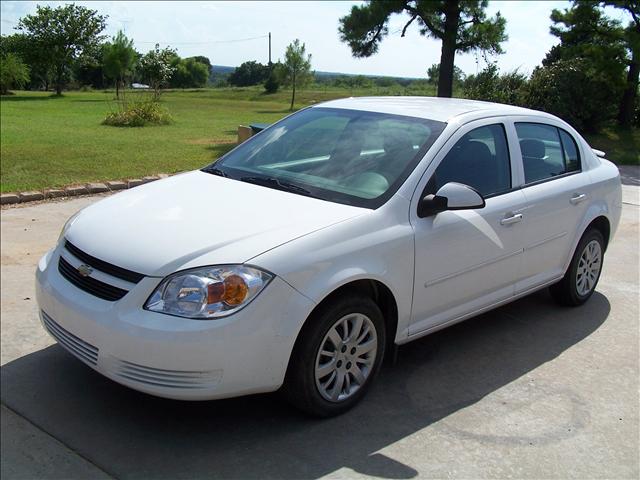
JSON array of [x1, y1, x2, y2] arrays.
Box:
[[240, 175, 315, 197], [202, 166, 228, 177]]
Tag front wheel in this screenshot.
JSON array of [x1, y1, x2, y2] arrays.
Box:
[[550, 228, 605, 306], [284, 294, 386, 417]]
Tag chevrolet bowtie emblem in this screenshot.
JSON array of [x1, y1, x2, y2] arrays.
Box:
[[77, 264, 93, 277]]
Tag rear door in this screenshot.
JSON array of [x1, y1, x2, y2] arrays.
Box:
[[511, 120, 592, 293]]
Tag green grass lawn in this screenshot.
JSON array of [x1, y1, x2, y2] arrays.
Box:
[[1, 86, 637, 193], [0, 88, 292, 193], [583, 127, 639, 166]]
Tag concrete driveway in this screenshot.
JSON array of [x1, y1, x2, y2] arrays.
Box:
[[1, 186, 638, 479]]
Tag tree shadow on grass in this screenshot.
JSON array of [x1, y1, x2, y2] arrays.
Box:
[[0, 290, 611, 479], [256, 109, 290, 114], [206, 143, 236, 159], [0, 94, 66, 102], [69, 99, 110, 103]]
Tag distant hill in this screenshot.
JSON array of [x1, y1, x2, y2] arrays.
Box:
[[314, 70, 421, 81], [212, 65, 236, 75], [210, 65, 422, 83]]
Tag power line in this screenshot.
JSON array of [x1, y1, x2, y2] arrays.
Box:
[[135, 35, 268, 46]]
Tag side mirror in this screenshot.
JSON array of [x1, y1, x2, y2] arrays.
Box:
[[417, 182, 486, 218]]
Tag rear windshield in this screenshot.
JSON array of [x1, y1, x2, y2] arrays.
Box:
[[204, 107, 446, 208]]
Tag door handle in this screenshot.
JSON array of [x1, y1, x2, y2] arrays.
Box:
[[500, 213, 523, 226], [570, 193, 587, 205]]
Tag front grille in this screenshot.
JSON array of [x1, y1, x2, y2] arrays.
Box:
[[41, 311, 99, 366], [58, 256, 128, 301], [115, 359, 222, 389], [64, 240, 144, 284]]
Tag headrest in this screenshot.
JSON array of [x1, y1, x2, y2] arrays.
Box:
[[520, 138, 545, 159], [459, 140, 492, 163]]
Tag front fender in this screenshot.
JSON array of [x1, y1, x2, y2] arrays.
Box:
[[251, 198, 415, 344]]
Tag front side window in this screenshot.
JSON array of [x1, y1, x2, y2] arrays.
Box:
[[203, 107, 446, 208], [516, 123, 581, 184], [426, 124, 511, 198]]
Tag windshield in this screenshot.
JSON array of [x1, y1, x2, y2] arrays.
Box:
[[203, 107, 446, 208]]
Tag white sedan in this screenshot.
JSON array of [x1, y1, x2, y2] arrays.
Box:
[[36, 97, 622, 416]]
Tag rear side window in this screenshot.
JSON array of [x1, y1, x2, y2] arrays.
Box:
[[427, 124, 511, 198], [516, 123, 581, 184]]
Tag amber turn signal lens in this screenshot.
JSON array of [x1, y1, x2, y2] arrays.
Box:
[[207, 281, 225, 304], [206, 275, 249, 306], [222, 274, 249, 306]]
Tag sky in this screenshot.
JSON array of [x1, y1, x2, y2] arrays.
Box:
[[0, 1, 634, 78]]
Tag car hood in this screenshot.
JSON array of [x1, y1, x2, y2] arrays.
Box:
[[65, 171, 367, 277]]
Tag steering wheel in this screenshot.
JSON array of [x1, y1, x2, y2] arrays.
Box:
[[343, 172, 390, 197]]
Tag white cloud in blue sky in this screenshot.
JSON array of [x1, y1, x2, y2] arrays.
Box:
[[1, 1, 633, 78]]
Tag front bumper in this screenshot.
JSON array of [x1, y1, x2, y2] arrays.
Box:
[[35, 245, 315, 400]]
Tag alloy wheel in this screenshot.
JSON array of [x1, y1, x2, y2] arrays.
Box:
[[314, 313, 378, 402], [576, 239, 602, 296]]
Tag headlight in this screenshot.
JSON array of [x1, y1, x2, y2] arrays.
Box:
[[144, 265, 273, 319]]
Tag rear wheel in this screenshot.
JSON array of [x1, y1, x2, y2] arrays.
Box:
[[550, 229, 604, 306], [284, 294, 385, 417]]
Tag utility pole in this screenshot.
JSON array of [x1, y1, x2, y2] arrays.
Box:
[[268, 32, 272, 66]]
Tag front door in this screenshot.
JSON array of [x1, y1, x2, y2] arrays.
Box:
[[409, 121, 527, 335]]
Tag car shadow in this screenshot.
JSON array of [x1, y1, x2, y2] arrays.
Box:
[[0, 290, 610, 479], [618, 165, 640, 187]]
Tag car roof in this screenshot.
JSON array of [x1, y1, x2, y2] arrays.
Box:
[[313, 96, 555, 124]]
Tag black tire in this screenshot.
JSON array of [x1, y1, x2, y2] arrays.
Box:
[[550, 228, 605, 306], [284, 294, 386, 417]]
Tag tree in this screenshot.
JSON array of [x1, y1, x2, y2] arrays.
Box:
[[0, 53, 30, 94], [184, 58, 209, 87], [102, 31, 138, 99], [74, 58, 106, 89], [544, 1, 630, 129], [228, 61, 269, 86], [426, 62, 465, 85], [603, 1, 640, 127], [339, 0, 506, 98], [545, 1, 627, 72], [17, 4, 107, 94], [282, 39, 313, 110], [188, 56, 212, 75], [140, 44, 176, 100], [524, 58, 616, 133], [0, 33, 51, 90], [170, 57, 209, 88]]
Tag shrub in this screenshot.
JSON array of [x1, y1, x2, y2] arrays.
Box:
[[463, 64, 527, 106], [523, 58, 622, 133], [103, 100, 172, 127], [264, 71, 280, 93], [264, 66, 281, 93]]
